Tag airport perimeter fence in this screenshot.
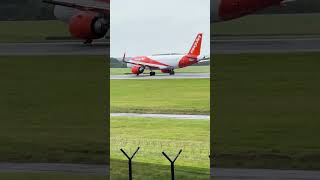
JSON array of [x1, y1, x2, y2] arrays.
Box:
[[119, 147, 211, 180], [120, 147, 183, 180], [111, 137, 209, 162]]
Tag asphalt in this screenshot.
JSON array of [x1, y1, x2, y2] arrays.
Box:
[[1, 163, 320, 179], [213, 37, 320, 54], [1, 37, 320, 56], [213, 168, 320, 180], [110, 73, 210, 79], [111, 113, 210, 120], [0, 42, 108, 56], [0, 163, 108, 175]]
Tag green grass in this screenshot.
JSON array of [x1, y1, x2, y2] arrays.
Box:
[[0, 55, 108, 164], [214, 14, 320, 36], [110, 66, 210, 75], [110, 117, 210, 178], [111, 117, 209, 168], [0, 20, 68, 43], [0, 173, 106, 180], [213, 52, 320, 170], [110, 79, 210, 114]]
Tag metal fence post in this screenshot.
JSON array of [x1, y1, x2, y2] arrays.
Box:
[[120, 147, 140, 180], [162, 149, 183, 180]]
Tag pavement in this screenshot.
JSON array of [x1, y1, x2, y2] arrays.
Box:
[[110, 73, 210, 79], [213, 37, 320, 54], [213, 168, 320, 180], [0, 163, 108, 175], [111, 113, 210, 120], [0, 42, 108, 56], [1, 163, 320, 179]]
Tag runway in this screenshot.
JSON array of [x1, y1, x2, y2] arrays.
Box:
[[213, 37, 320, 54], [1, 36, 320, 56], [2, 163, 320, 179], [0, 42, 108, 56], [213, 168, 320, 180], [110, 73, 210, 79], [0, 163, 108, 175], [111, 113, 210, 120]]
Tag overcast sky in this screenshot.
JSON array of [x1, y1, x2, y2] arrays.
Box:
[[110, 0, 210, 57]]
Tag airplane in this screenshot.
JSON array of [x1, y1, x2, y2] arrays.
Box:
[[43, 0, 109, 44], [121, 33, 210, 76]]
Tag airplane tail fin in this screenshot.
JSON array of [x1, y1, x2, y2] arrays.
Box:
[[188, 33, 202, 56]]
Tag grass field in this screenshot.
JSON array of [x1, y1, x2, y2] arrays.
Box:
[[110, 79, 210, 114], [111, 117, 209, 168], [0, 20, 68, 43], [0, 55, 108, 164], [110, 66, 210, 75], [0, 173, 106, 180], [213, 52, 320, 170], [214, 14, 320, 36]]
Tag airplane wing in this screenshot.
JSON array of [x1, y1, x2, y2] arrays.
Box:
[[43, 0, 109, 13]]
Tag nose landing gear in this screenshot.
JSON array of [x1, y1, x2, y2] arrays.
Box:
[[150, 72, 156, 76]]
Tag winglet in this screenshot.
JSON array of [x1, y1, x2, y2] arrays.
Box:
[[188, 33, 202, 56], [122, 53, 126, 62]]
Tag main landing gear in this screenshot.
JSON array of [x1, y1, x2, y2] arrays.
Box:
[[169, 70, 175, 75], [84, 39, 93, 44], [150, 71, 156, 76]]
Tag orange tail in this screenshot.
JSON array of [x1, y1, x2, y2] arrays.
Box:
[[188, 33, 202, 56]]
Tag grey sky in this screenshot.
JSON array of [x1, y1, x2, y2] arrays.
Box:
[[110, 0, 210, 57]]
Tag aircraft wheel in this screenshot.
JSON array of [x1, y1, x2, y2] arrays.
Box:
[[150, 72, 156, 76], [84, 39, 93, 44], [169, 70, 175, 75]]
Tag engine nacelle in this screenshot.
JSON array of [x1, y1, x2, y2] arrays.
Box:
[[161, 69, 171, 73], [69, 12, 108, 40], [131, 65, 145, 75]]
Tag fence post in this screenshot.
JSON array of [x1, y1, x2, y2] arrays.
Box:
[[162, 149, 182, 180], [120, 147, 140, 180]]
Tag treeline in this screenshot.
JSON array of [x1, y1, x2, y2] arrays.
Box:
[[0, 0, 54, 21], [110, 58, 127, 68]]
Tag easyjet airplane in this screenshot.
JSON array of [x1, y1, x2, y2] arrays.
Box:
[[121, 33, 209, 76], [43, 0, 109, 44]]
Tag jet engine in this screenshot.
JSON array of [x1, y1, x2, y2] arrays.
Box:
[[69, 12, 108, 41], [131, 65, 145, 75], [161, 69, 171, 73]]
